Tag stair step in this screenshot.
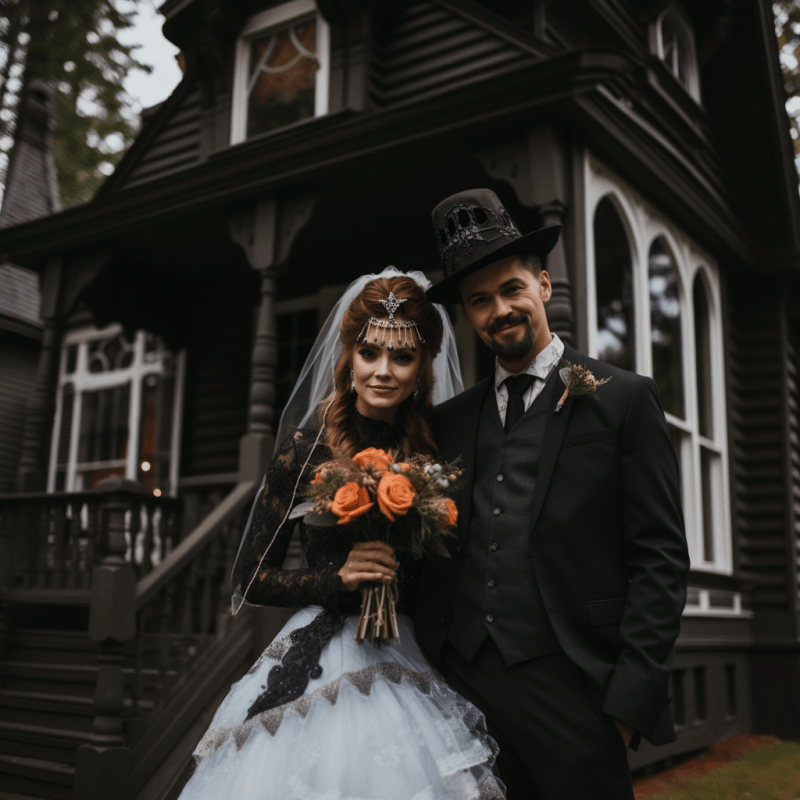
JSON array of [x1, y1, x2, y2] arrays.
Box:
[[3, 660, 176, 684], [0, 720, 89, 766], [0, 753, 74, 800], [0, 688, 155, 712]]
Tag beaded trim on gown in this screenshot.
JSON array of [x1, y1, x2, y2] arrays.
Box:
[[179, 413, 505, 800]]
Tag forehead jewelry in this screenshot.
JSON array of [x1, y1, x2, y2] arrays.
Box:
[[355, 291, 426, 351]]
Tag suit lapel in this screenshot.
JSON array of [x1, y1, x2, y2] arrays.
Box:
[[527, 344, 583, 534], [451, 376, 493, 544]]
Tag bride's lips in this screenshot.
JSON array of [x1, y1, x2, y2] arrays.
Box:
[[369, 386, 396, 392]]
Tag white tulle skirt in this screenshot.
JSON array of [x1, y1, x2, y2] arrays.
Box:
[[182, 606, 505, 800]]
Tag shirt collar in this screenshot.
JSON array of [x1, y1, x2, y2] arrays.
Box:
[[495, 333, 565, 389]]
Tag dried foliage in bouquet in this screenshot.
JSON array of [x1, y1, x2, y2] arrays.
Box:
[[291, 447, 461, 646]]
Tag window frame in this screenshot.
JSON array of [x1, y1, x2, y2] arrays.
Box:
[[230, 0, 331, 146], [585, 155, 732, 577], [48, 324, 185, 496], [652, 4, 701, 102]]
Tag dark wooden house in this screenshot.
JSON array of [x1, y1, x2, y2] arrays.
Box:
[[1, 1, 799, 797]]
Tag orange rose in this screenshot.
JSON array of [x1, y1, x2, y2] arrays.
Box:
[[377, 472, 415, 521], [311, 471, 326, 485], [353, 447, 393, 473], [331, 482, 374, 525], [442, 497, 458, 528]]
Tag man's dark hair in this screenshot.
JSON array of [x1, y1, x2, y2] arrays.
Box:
[[519, 252, 543, 275]]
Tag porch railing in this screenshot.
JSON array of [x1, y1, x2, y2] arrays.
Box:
[[0, 478, 261, 800]]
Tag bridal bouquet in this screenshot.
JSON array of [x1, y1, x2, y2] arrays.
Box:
[[291, 448, 461, 646]]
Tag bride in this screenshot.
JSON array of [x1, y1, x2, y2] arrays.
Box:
[[180, 268, 505, 800]]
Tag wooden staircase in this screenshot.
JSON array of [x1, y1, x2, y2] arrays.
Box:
[[0, 479, 263, 800]]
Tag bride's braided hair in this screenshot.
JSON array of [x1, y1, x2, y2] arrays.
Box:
[[321, 276, 444, 458]]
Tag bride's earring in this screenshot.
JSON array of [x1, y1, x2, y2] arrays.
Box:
[[413, 378, 420, 401], [350, 369, 356, 393]]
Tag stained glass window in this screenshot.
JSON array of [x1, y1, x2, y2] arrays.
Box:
[[246, 17, 318, 138]]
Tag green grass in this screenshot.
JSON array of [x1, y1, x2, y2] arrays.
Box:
[[644, 742, 800, 800]]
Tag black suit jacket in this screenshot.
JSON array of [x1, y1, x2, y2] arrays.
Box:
[[413, 344, 690, 745]]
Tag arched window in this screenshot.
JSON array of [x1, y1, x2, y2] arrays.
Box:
[[649, 238, 685, 419], [655, 6, 700, 101], [593, 196, 635, 372], [587, 158, 732, 578]]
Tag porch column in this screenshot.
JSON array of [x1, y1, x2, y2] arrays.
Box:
[[229, 197, 279, 481], [16, 255, 63, 492], [474, 127, 575, 345], [526, 126, 574, 346]]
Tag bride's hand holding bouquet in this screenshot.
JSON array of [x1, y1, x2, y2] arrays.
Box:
[[295, 446, 461, 645]]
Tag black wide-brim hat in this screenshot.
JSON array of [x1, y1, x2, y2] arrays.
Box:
[[426, 188, 561, 305]]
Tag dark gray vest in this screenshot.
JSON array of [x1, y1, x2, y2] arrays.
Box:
[[447, 374, 561, 666]]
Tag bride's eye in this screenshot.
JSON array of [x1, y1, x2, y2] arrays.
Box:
[[394, 352, 415, 365], [358, 347, 376, 359]]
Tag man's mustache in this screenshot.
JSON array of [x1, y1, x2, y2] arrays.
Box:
[[488, 313, 528, 335]]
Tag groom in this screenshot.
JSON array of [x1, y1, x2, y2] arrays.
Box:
[[414, 189, 689, 799]]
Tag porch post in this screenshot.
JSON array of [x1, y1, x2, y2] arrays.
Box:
[[229, 197, 279, 481], [72, 478, 141, 800], [16, 254, 63, 492]]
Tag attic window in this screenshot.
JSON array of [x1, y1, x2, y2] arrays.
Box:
[[654, 6, 700, 102], [231, 1, 330, 144]]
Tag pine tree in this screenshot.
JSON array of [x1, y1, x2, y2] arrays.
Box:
[[0, 0, 150, 209], [774, 0, 800, 177]]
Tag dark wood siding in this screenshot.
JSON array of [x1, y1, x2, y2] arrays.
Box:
[[180, 281, 254, 477], [728, 290, 795, 628], [369, 2, 534, 107], [0, 332, 39, 492], [123, 86, 203, 190]]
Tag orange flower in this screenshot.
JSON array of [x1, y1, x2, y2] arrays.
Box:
[[377, 472, 415, 521], [353, 447, 393, 473], [331, 482, 374, 525], [442, 497, 458, 528], [311, 471, 326, 485]]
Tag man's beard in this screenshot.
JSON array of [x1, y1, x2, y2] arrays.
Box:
[[488, 313, 536, 363]]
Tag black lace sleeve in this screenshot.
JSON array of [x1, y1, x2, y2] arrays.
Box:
[[240, 430, 347, 609]]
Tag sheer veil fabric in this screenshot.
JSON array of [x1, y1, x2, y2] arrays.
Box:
[[230, 267, 464, 614]]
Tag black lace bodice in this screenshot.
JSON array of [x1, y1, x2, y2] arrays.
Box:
[[240, 411, 422, 615]]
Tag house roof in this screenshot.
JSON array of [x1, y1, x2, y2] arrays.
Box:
[[0, 79, 61, 230], [0, 263, 42, 336]]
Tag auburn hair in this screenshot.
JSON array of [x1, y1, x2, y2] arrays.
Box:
[[320, 276, 444, 458]]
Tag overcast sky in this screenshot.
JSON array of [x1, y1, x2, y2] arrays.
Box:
[[118, 0, 182, 112]]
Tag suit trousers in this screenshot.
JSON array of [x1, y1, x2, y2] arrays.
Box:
[[441, 641, 635, 800]]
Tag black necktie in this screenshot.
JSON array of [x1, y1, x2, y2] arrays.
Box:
[[503, 374, 536, 433]]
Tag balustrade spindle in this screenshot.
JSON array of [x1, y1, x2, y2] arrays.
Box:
[[52, 503, 67, 588]]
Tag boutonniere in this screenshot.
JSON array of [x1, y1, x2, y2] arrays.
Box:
[[555, 359, 611, 413]]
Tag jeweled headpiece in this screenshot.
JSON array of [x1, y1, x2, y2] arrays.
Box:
[[355, 291, 426, 351]]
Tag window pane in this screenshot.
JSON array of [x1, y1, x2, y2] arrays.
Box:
[[594, 197, 635, 371], [693, 275, 713, 439], [276, 306, 319, 419], [247, 18, 317, 138], [87, 332, 134, 373], [78, 384, 130, 464], [649, 239, 685, 418], [700, 446, 718, 562]]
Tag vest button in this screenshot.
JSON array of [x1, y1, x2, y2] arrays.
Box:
[[493, 508, 501, 516], [456, 545, 463, 554], [496, 475, 504, 482], [440, 617, 447, 624], [485, 614, 494, 623], [487, 579, 495, 588], [490, 543, 498, 552]]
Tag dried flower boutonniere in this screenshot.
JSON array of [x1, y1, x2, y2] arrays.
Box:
[[555, 359, 611, 413]]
